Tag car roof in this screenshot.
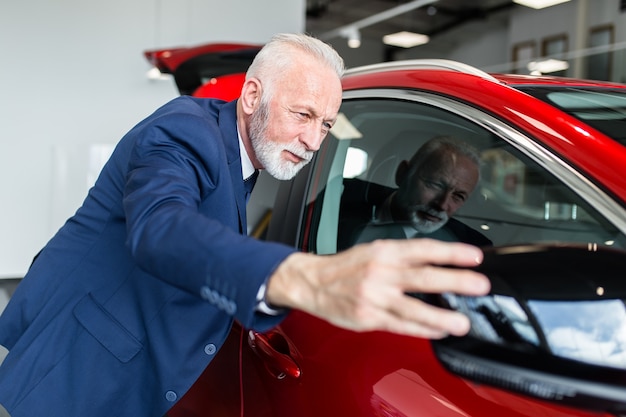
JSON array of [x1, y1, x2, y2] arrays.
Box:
[[340, 59, 626, 203]]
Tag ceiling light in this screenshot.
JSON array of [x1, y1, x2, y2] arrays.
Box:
[[513, 0, 570, 9], [527, 59, 569, 74], [348, 32, 361, 48], [383, 31, 429, 48], [340, 26, 361, 48]]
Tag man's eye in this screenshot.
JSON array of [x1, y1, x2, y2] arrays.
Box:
[[426, 181, 444, 190]]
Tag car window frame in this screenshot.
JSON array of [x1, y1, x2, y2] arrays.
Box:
[[291, 88, 626, 254]]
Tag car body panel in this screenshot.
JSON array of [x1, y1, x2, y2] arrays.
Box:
[[191, 72, 246, 102], [170, 310, 616, 417], [243, 311, 616, 417]]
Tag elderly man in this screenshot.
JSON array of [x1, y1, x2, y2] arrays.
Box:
[[0, 35, 489, 417], [357, 135, 492, 246]]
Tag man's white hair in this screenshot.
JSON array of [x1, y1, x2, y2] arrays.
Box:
[[245, 33, 345, 103]]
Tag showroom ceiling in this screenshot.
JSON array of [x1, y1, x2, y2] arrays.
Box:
[[305, 0, 516, 46]]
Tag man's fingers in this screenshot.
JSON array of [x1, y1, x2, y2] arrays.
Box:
[[373, 238, 484, 267], [389, 295, 473, 337], [354, 296, 472, 338], [402, 264, 490, 296], [362, 239, 491, 297]]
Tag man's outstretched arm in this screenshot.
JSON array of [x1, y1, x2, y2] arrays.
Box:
[[265, 238, 490, 339]]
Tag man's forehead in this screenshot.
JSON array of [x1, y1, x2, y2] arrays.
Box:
[[291, 87, 341, 118], [418, 154, 478, 183]]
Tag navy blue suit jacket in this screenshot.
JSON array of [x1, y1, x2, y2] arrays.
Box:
[[0, 97, 296, 416]]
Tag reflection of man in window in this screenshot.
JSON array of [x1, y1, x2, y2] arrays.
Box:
[[357, 135, 492, 246]]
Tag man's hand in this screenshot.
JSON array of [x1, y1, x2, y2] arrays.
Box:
[[266, 239, 490, 339]]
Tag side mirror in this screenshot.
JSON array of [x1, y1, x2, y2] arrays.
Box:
[[431, 244, 626, 413]]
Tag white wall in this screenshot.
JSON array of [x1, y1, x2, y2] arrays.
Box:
[[0, 0, 305, 278]]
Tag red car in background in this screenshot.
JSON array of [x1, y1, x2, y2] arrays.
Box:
[[146, 44, 626, 416], [144, 42, 260, 100]]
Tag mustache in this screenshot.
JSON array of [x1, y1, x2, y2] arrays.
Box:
[[285, 144, 314, 163], [414, 206, 447, 221]]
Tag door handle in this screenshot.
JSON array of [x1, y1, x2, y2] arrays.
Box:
[[248, 330, 302, 379]]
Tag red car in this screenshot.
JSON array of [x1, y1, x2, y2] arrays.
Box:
[[144, 43, 261, 99], [147, 45, 626, 416]]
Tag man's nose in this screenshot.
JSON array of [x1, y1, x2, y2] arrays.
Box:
[[300, 126, 325, 151], [432, 190, 453, 212]]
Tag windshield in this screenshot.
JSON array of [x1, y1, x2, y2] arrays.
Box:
[[517, 86, 626, 145]]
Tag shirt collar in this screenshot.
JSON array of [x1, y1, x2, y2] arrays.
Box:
[[238, 128, 256, 180]]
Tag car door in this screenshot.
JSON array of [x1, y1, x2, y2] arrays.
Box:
[[239, 89, 626, 417]]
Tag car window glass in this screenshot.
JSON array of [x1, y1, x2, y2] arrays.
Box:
[[303, 98, 626, 254], [518, 87, 626, 146]]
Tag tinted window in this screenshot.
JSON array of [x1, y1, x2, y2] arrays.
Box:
[[518, 87, 626, 146], [302, 97, 626, 254]]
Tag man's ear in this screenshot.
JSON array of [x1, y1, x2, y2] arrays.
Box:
[[240, 78, 262, 115], [395, 160, 410, 186]]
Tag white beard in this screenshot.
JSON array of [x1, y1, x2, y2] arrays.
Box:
[[249, 101, 313, 180], [408, 205, 449, 234]]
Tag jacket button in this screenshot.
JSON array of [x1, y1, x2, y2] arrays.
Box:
[[165, 390, 178, 402], [204, 343, 216, 355], [200, 287, 220, 305], [218, 295, 230, 310], [200, 286, 211, 300]]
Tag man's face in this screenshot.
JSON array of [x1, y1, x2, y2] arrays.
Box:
[[249, 54, 342, 180], [395, 151, 479, 234]]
